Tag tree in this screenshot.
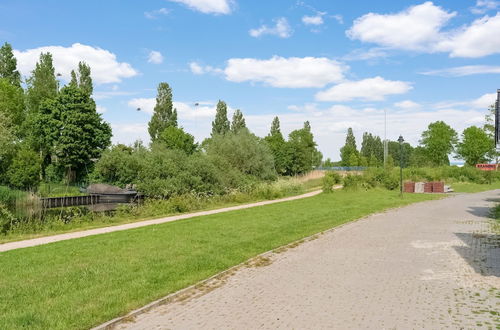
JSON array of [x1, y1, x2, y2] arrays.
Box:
[[456, 126, 492, 166], [157, 126, 197, 155], [148, 82, 178, 142], [0, 113, 15, 183], [287, 121, 321, 175], [211, 100, 230, 136], [37, 84, 112, 181], [205, 130, 276, 181], [0, 78, 25, 136], [0, 42, 21, 87], [360, 132, 384, 166], [231, 109, 246, 133], [483, 103, 498, 161], [388, 141, 413, 167], [340, 128, 359, 166], [420, 121, 457, 166], [69, 62, 93, 95], [264, 116, 290, 175], [7, 147, 41, 190], [26, 52, 58, 115]]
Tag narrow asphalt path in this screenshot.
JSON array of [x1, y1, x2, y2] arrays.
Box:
[[113, 190, 500, 329], [0, 190, 322, 253]]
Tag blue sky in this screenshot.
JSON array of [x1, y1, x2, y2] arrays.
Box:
[[1, 0, 500, 160]]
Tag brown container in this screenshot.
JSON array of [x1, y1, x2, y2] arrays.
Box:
[[424, 182, 433, 193], [432, 181, 444, 193], [404, 182, 415, 193]]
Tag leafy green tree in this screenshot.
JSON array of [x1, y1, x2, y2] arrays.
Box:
[[92, 143, 147, 187], [287, 121, 321, 175], [340, 128, 359, 166], [360, 132, 383, 166], [483, 103, 498, 161], [231, 109, 246, 133], [0, 113, 16, 183], [456, 126, 492, 166], [205, 130, 276, 180], [388, 141, 413, 167], [0, 42, 21, 87], [0, 78, 24, 136], [26, 52, 58, 115], [264, 116, 290, 175], [7, 147, 41, 190], [69, 62, 93, 95], [37, 84, 112, 181], [157, 126, 197, 155], [409, 146, 432, 167], [148, 82, 178, 142], [323, 158, 334, 167], [211, 100, 230, 136], [420, 121, 457, 166]]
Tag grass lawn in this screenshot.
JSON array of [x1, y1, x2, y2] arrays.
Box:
[[0, 189, 441, 329], [451, 181, 500, 193]]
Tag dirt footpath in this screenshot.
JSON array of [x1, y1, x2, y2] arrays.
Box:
[[115, 191, 500, 330]]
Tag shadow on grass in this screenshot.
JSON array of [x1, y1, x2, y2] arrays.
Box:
[[453, 232, 500, 277], [465, 206, 493, 218]]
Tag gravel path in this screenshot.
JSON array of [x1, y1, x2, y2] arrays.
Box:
[[112, 190, 500, 330], [0, 190, 321, 253]]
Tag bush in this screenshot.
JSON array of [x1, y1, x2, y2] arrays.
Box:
[[250, 179, 304, 199], [342, 174, 369, 190], [322, 171, 341, 193], [7, 147, 41, 190]]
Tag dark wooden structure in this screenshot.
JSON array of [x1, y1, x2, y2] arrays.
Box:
[[41, 195, 101, 208]]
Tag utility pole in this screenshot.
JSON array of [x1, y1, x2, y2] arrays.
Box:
[[384, 108, 388, 168]]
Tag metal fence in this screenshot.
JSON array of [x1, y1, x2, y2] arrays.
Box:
[[316, 167, 367, 171]]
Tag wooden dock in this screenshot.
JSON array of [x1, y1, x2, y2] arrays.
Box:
[[40, 195, 101, 208]]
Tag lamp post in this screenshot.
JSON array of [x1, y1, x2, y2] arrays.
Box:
[[398, 135, 404, 196]]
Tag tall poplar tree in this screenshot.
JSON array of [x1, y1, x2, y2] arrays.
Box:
[[211, 100, 230, 136], [231, 109, 246, 133], [26, 52, 58, 115], [0, 42, 21, 87], [340, 128, 359, 166], [265, 116, 289, 175], [148, 82, 178, 142]]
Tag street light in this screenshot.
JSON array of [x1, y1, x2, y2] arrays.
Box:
[[398, 135, 404, 196]]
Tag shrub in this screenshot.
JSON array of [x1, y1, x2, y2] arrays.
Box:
[[7, 147, 41, 190], [322, 171, 341, 193], [342, 174, 369, 190]]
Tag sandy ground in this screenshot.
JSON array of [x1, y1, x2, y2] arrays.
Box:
[[113, 190, 500, 330], [0, 190, 321, 253]]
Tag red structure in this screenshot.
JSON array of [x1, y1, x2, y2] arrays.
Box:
[[432, 182, 444, 193], [404, 182, 415, 193], [476, 164, 498, 171]]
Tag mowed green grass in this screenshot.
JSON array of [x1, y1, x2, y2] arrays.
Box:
[[0, 190, 441, 329], [451, 181, 500, 193]]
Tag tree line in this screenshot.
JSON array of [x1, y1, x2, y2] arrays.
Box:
[[334, 116, 496, 168], [0, 42, 323, 193]]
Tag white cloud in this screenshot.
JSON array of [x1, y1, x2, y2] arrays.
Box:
[[394, 100, 420, 109], [436, 13, 500, 58], [189, 61, 223, 75], [302, 14, 324, 26], [14, 43, 138, 84], [420, 65, 500, 76], [470, 93, 497, 109], [167, 0, 233, 14], [147, 50, 164, 64], [144, 8, 170, 19], [224, 56, 346, 88], [249, 18, 292, 38], [315, 77, 412, 102], [470, 0, 499, 14], [347, 2, 500, 58], [347, 2, 455, 51]]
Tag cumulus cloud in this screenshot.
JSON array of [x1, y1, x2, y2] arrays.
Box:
[[127, 98, 221, 119], [420, 65, 500, 76], [347, 2, 500, 58], [167, 0, 233, 14], [315, 77, 412, 102], [14, 43, 138, 84], [224, 56, 346, 88], [436, 13, 500, 58], [147, 50, 164, 64], [144, 8, 170, 19], [347, 2, 455, 51], [249, 18, 292, 38]]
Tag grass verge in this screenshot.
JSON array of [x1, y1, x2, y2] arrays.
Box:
[[451, 181, 500, 193], [0, 189, 441, 329]]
